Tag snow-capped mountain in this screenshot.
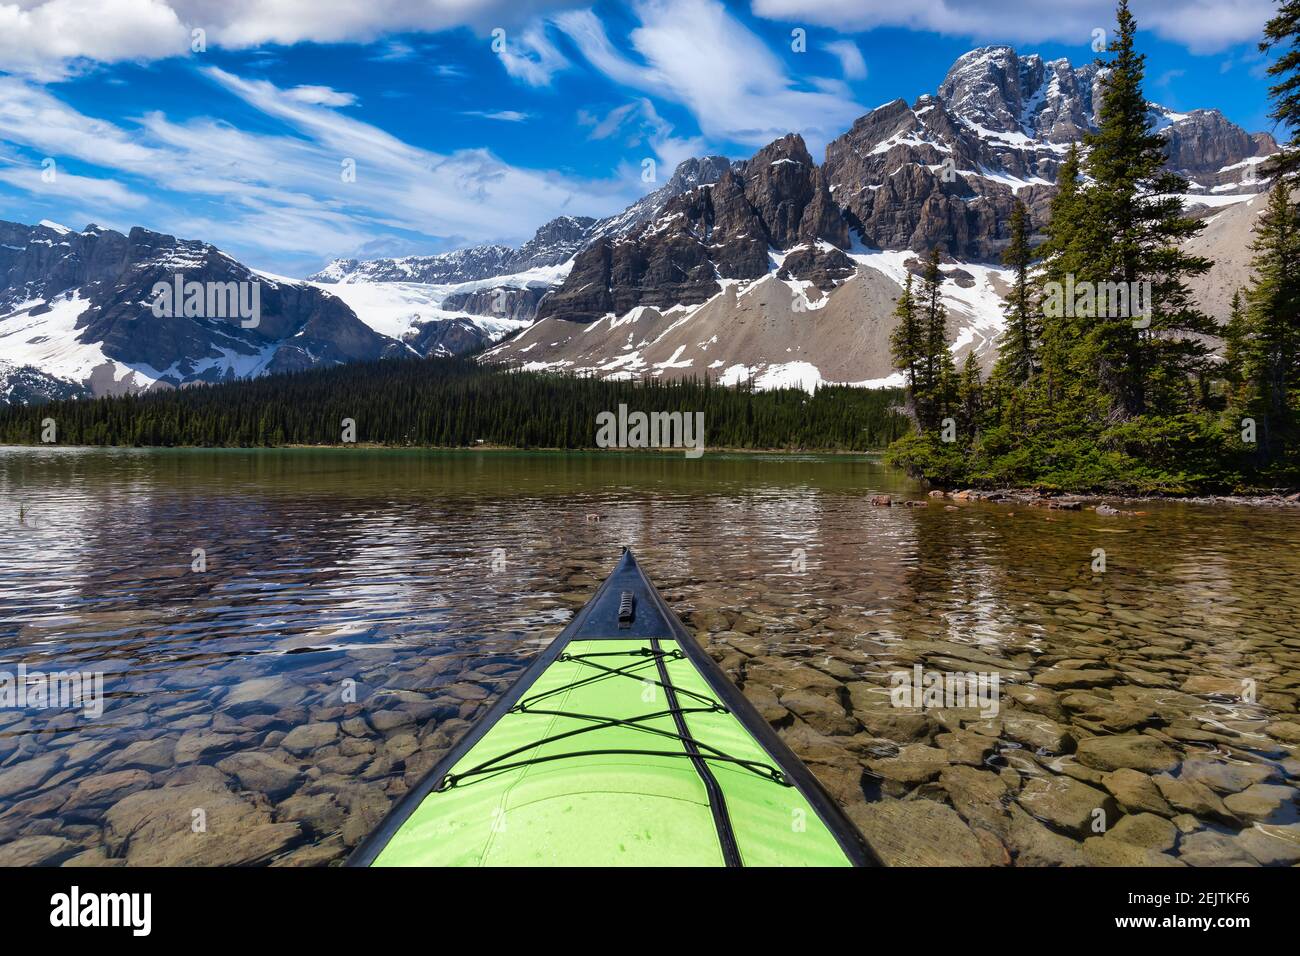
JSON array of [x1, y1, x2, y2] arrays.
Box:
[[310, 216, 595, 286], [0, 46, 1277, 402], [0, 219, 413, 401], [823, 46, 1273, 262], [313, 157, 734, 290], [0, 220, 532, 402], [488, 45, 1274, 387], [306, 157, 736, 328]]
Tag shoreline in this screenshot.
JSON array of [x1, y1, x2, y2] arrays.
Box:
[[919, 487, 1300, 511], [0, 441, 886, 457], [4, 442, 1297, 508]]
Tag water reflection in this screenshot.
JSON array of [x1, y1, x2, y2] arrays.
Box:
[[0, 446, 1297, 866]]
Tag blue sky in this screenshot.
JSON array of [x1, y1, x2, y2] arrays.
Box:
[[0, 0, 1284, 277]]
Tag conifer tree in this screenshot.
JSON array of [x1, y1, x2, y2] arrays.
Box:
[[1033, 143, 1085, 404], [1242, 179, 1300, 460], [1261, 1, 1300, 182], [890, 272, 923, 408], [1078, 0, 1213, 418], [957, 351, 984, 438], [995, 200, 1037, 387], [1222, 287, 1248, 402], [918, 248, 955, 430]]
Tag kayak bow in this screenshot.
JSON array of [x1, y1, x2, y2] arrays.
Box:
[[349, 549, 877, 867]]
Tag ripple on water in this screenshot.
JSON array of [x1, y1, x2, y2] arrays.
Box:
[[0, 446, 1297, 866]]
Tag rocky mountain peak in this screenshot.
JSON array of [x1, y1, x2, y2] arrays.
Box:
[[534, 134, 854, 325], [822, 45, 1274, 260], [736, 133, 848, 249], [511, 215, 598, 271], [938, 45, 1026, 134], [937, 44, 1099, 145]]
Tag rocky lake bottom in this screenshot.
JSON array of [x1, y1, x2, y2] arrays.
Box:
[[0, 447, 1297, 866]]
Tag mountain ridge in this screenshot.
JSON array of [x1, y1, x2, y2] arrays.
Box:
[[0, 45, 1277, 403]]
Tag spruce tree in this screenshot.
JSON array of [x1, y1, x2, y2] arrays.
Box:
[[919, 248, 955, 430], [1261, 1, 1300, 182], [1222, 287, 1248, 402], [1033, 143, 1085, 405], [1078, 0, 1213, 419], [1242, 179, 1300, 461], [890, 272, 923, 407], [958, 351, 984, 438], [995, 200, 1037, 387]]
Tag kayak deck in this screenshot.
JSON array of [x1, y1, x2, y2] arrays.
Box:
[[351, 551, 874, 866]]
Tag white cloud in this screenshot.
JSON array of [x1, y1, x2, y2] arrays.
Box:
[[495, 23, 569, 86], [824, 39, 866, 80], [283, 84, 358, 107], [0, 162, 144, 207], [462, 109, 531, 122], [554, 0, 863, 153], [0, 0, 576, 78], [187, 0, 572, 47], [0, 0, 189, 80], [750, 0, 1276, 54], [0, 69, 643, 271]]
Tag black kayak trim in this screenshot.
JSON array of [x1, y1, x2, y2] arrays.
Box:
[[347, 549, 880, 867], [650, 634, 742, 867]]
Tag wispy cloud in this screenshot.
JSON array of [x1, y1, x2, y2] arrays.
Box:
[[283, 85, 358, 107], [577, 97, 708, 176], [824, 39, 866, 81], [0, 69, 641, 271], [554, 0, 862, 153], [495, 23, 569, 86], [0, 162, 144, 208], [463, 109, 532, 122], [750, 0, 1276, 55]]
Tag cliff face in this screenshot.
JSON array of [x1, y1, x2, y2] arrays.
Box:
[[537, 134, 855, 324]]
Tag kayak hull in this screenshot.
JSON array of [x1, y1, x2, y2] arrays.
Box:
[[349, 550, 876, 867]]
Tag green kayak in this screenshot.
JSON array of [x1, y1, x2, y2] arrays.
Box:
[[349, 549, 876, 867]]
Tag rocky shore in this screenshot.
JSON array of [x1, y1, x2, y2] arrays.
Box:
[[903, 488, 1300, 511], [2, 552, 1295, 868]]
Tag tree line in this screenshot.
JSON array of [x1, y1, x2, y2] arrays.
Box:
[[888, 0, 1300, 493], [0, 356, 909, 451]]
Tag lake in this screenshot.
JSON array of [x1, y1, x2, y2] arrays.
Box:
[[0, 446, 1297, 866]]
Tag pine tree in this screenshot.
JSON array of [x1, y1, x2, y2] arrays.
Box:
[[1241, 179, 1300, 460], [1033, 143, 1085, 405], [916, 248, 955, 430], [995, 200, 1037, 387], [957, 351, 984, 438], [1222, 286, 1248, 401], [889, 272, 924, 410], [1261, 1, 1300, 182], [1077, 0, 1213, 419]]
